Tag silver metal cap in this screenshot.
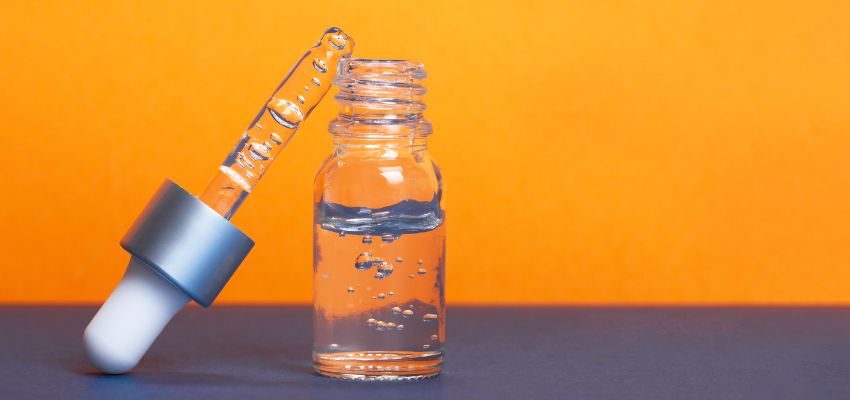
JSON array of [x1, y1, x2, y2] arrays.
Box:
[[120, 179, 254, 307]]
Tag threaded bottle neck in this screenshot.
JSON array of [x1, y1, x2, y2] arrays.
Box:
[[330, 59, 432, 139]]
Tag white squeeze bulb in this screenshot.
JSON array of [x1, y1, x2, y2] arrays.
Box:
[[84, 257, 190, 374]]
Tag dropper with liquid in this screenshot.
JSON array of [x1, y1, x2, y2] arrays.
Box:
[[201, 28, 354, 219], [83, 27, 354, 374]]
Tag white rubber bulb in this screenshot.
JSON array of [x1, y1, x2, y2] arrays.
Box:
[[83, 257, 190, 374]]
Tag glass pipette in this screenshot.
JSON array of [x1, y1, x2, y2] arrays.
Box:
[[200, 27, 354, 218]]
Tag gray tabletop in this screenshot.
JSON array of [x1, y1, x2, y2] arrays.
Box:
[[2, 306, 849, 399]]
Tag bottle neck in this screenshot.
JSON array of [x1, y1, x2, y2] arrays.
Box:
[[330, 59, 432, 151], [332, 135, 429, 155]]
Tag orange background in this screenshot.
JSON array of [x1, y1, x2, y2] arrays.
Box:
[[2, 1, 850, 304]]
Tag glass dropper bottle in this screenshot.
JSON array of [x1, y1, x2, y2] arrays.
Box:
[[83, 27, 354, 375]]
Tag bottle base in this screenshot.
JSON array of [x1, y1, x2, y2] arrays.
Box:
[[313, 350, 442, 381]]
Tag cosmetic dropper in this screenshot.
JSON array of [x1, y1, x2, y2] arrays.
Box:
[[83, 27, 354, 374]]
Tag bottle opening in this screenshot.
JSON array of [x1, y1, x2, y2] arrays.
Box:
[[336, 58, 427, 85], [331, 59, 432, 136]]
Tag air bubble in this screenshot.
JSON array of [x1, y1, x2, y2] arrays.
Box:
[[362, 235, 373, 244], [329, 343, 339, 349], [296, 95, 305, 104], [267, 98, 304, 129], [423, 313, 438, 322], [388, 291, 395, 296], [396, 257, 404, 263], [236, 153, 254, 169], [417, 259, 424, 265], [269, 132, 283, 144], [391, 306, 402, 314], [374, 272, 385, 280], [381, 234, 398, 243], [376, 261, 394, 277], [248, 142, 271, 161], [386, 322, 397, 329], [245, 171, 254, 179], [396, 324, 404, 331], [311, 77, 321, 86], [409, 274, 415, 279], [367, 318, 376, 326], [339, 232, 346, 238], [377, 292, 385, 300], [355, 252, 384, 270], [347, 286, 355, 293], [431, 334, 439, 341], [417, 268, 427, 275], [402, 310, 414, 318], [313, 58, 328, 73], [422, 344, 431, 350], [329, 34, 347, 50]]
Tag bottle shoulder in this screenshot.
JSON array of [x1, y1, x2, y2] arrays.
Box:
[[314, 151, 442, 208]]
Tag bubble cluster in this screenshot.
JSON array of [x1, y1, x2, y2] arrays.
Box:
[[248, 142, 271, 161], [376, 261, 394, 277], [236, 152, 254, 169], [354, 253, 383, 270], [367, 319, 406, 333]]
